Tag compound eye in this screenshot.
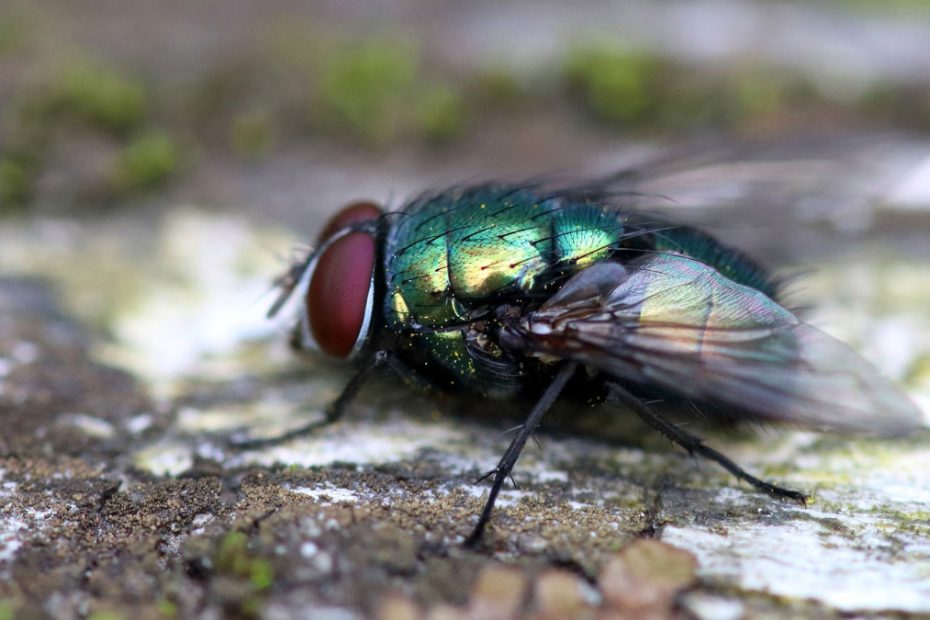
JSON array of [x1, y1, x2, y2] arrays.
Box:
[[305, 201, 382, 358], [318, 201, 383, 243]]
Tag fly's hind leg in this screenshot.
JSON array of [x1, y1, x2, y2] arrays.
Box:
[[608, 382, 808, 504], [229, 350, 392, 450], [465, 362, 578, 547]]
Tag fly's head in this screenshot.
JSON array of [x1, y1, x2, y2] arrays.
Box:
[[270, 201, 383, 361]]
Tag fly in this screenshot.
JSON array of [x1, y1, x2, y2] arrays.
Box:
[[248, 180, 922, 546]]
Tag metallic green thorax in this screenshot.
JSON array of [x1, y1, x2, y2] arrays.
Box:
[[381, 184, 772, 398]]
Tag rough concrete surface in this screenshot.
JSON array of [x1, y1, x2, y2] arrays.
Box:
[[1, 203, 929, 620]]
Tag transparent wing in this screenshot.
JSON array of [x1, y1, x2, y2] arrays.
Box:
[[501, 254, 922, 436], [594, 136, 890, 214], [580, 136, 910, 267]]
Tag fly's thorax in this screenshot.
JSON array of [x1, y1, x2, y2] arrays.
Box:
[[380, 185, 637, 397], [383, 185, 630, 331]]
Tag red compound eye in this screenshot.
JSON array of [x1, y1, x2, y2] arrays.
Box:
[[318, 201, 383, 242], [305, 202, 382, 358]]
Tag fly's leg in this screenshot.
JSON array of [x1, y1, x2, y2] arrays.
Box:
[[608, 383, 808, 505], [464, 362, 578, 547], [229, 350, 391, 450]]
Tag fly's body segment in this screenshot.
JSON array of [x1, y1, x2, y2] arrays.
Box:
[[257, 181, 922, 546]]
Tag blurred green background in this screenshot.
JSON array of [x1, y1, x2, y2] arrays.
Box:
[[2, 0, 929, 219]]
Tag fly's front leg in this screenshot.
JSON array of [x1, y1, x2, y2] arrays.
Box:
[[608, 382, 808, 504], [229, 350, 392, 450], [465, 362, 578, 547]]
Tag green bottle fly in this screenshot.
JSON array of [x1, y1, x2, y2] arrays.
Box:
[[260, 180, 920, 545]]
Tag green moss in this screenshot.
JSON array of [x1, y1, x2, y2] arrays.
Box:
[[216, 531, 250, 572], [314, 39, 418, 144], [213, 531, 274, 618], [0, 600, 16, 620], [287, 34, 474, 146], [155, 599, 178, 618], [249, 558, 275, 590], [415, 83, 466, 143], [0, 92, 60, 212], [904, 354, 930, 386], [561, 43, 841, 131], [809, 497, 845, 513], [869, 506, 930, 523], [0, 156, 31, 210], [215, 531, 274, 590], [863, 504, 930, 538], [564, 45, 663, 126], [113, 132, 180, 192], [760, 463, 796, 479], [88, 612, 125, 620], [53, 63, 147, 134]]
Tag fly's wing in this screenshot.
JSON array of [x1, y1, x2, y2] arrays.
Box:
[[595, 136, 890, 215], [501, 255, 923, 436], [580, 137, 913, 270]]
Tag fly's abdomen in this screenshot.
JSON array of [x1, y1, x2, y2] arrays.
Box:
[[646, 226, 778, 299], [549, 202, 626, 270]]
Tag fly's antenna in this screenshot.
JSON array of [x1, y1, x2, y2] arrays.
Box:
[[266, 249, 316, 319], [266, 219, 381, 319]]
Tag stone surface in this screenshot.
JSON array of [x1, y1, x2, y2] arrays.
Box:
[[1, 200, 928, 618], [3, 2, 930, 616]]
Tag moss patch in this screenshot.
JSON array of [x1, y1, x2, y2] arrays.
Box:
[[564, 45, 663, 126], [415, 83, 466, 143], [113, 132, 181, 192], [50, 62, 147, 135], [0, 157, 31, 211], [211, 531, 275, 617], [313, 39, 419, 145]]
